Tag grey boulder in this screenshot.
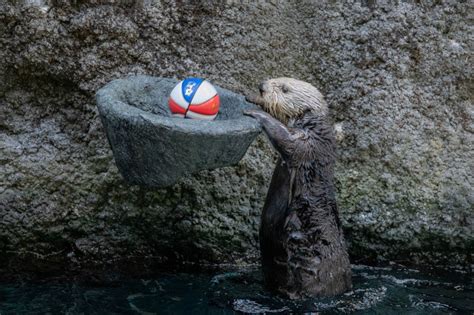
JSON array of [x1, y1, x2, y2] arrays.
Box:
[[96, 75, 261, 187]]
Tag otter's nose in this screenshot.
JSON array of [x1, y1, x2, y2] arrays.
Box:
[[258, 82, 265, 94]]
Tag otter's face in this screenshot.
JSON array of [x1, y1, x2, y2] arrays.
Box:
[[257, 77, 327, 124]]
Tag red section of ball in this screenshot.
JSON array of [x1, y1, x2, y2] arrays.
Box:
[[168, 97, 187, 115], [188, 95, 220, 115]]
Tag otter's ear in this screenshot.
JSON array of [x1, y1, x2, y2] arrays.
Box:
[[281, 84, 290, 94]]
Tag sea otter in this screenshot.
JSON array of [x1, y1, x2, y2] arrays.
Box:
[[244, 78, 352, 299]]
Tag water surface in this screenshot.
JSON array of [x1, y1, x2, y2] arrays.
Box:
[[0, 265, 472, 314]]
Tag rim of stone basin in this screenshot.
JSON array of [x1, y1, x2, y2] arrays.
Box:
[[96, 75, 261, 136]]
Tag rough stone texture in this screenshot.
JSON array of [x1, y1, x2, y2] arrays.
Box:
[[96, 75, 261, 187], [0, 0, 472, 274]]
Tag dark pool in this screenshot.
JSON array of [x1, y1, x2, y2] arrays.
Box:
[[0, 265, 472, 314]]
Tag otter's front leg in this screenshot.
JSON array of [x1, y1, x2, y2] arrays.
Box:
[[245, 93, 265, 107], [244, 109, 299, 160]]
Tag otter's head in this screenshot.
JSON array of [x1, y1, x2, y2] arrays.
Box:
[[257, 77, 328, 124]]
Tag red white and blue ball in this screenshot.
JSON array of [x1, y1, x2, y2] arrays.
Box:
[[169, 78, 220, 120]]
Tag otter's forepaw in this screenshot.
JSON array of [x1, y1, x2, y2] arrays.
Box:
[[245, 93, 262, 105]]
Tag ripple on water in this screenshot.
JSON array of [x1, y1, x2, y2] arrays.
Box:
[[233, 299, 291, 313]]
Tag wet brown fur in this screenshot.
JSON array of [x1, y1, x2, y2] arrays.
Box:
[[244, 77, 352, 299]]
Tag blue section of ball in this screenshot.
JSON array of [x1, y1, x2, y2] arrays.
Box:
[[181, 77, 204, 104]]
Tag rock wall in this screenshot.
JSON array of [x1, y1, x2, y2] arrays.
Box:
[[1, 0, 472, 275]]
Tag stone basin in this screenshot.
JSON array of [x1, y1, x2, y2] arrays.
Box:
[[96, 75, 261, 187]]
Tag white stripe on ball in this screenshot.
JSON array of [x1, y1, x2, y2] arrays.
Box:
[[190, 80, 217, 105], [169, 81, 189, 109], [185, 111, 218, 120]]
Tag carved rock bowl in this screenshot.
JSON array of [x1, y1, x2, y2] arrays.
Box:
[[96, 75, 261, 187]]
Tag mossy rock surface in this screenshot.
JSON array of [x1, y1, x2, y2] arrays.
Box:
[[0, 1, 472, 275]]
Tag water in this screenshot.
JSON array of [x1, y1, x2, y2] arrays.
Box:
[[0, 265, 472, 314]]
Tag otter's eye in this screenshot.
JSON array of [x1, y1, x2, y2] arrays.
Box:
[[281, 85, 290, 93]]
